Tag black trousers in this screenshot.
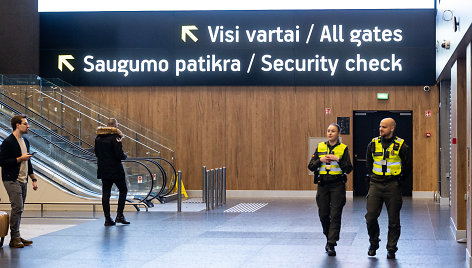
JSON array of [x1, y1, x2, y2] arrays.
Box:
[[102, 178, 128, 218], [365, 180, 403, 252], [316, 181, 346, 245]]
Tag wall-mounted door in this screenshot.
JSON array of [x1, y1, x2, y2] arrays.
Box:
[[353, 111, 413, 196]]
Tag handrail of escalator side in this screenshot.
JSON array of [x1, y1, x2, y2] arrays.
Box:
[[2, 83, 162, 156], [0, 124, 154, 203], [30, 83, 174, 154], [0, 100, 172, 203], [129, 157, 177, 197], [130, 157, 176, 197], [139, 159, 167, 201], [0, 113, 156, 202], [24, 87, 164, 155], [0, 108, 174, 196], [0, 91, 94, 148], [0, 110, 175, 183], [0, 101, 95, 157]]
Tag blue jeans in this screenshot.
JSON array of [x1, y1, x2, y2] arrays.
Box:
[[3, 180, 27, 239]]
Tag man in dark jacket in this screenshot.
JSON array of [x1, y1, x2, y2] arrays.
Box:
[[95, 118, 129, 226], [0, 115, 38, 248]]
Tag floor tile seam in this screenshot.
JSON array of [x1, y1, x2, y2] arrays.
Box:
[[426, 202, 440, 241], [238, 239, 275, 266]]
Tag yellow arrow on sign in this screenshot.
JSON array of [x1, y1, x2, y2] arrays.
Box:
[[181, 25, 198, 42], [58, 55, 75, 71]]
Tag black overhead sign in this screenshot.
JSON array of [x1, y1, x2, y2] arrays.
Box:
[[39, 9, 435, 86]]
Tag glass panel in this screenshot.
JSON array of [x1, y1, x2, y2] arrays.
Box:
[[0, 74, 175, 200], [0, 96, 154, 201]]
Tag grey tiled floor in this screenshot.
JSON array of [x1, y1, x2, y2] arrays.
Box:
[[0, 197, 467, 268]]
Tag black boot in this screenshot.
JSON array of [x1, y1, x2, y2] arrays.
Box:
[[387, 250, 396, 259], [327, 243, 336, 256], [104, 217, 115, 226], [368, 241, 379, 256], [115, 214, 130, 224]]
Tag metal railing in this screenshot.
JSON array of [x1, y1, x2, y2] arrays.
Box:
[[0, 74, 175, 161], [0, 202, 149, 217], [0, 74, 178, 202]]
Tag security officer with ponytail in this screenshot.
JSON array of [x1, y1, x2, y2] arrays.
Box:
[[365, 118, 411, 259], [308, 123, 352, 257]]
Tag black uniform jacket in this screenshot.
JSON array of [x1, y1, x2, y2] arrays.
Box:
[[94, 127, 127, 180], [308, 141, 353, 184], [0, 134, 34, 182], [366, 135, 412, 182]]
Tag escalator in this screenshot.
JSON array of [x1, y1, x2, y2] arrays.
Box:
[[0, 75, 177, 205]]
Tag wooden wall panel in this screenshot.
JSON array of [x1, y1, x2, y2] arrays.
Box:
[[127, 87, 150, 156], [293, 86, 326, 190], [249, 88, 275, 190], [274, 87, 310, 190], [175, 87, 202, 189], [79, 84, 439, 192], [148, 87, 177, 143], [225, 88, 249, 190], [225, 88, 275, 190], [200, 86, 226, 171], [352, 86, 413, 110], [412, 87, 439, 191]]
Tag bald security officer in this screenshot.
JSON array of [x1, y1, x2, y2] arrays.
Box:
[[365, 118, 411, 259]]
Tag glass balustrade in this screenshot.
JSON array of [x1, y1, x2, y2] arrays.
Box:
[[0, 74, 176, 202]]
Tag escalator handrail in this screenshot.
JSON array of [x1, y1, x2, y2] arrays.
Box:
[[130, 157, 177, 197], [0, 113, 157, 202], [24, 86, 165, 155], [137, 159, 167, 201], [43, 77, 175, 149], [34, 81, 175, 153], [0, 91, 94, 148], [139, 159, 168, 200], [0, 99, 95, 157]]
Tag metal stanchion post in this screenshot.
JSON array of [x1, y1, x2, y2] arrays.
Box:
[[206, 170, 210, 211], [223, 167, 226, 204], [177, 171, 182, 212], [218, 168, 223, 206], [210, 169, 215, 210], [215, 168, 219, 207], [202, 166, 207, 203]]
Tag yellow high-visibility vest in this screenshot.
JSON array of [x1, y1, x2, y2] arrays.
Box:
[[317, 142, 347, 175], [372, 136, 404, 176]]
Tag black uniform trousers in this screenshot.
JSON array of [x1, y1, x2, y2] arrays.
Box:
[[102, 178, 128, 218], [316, 180, 346, 245], [365, 179, 403, 252]]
